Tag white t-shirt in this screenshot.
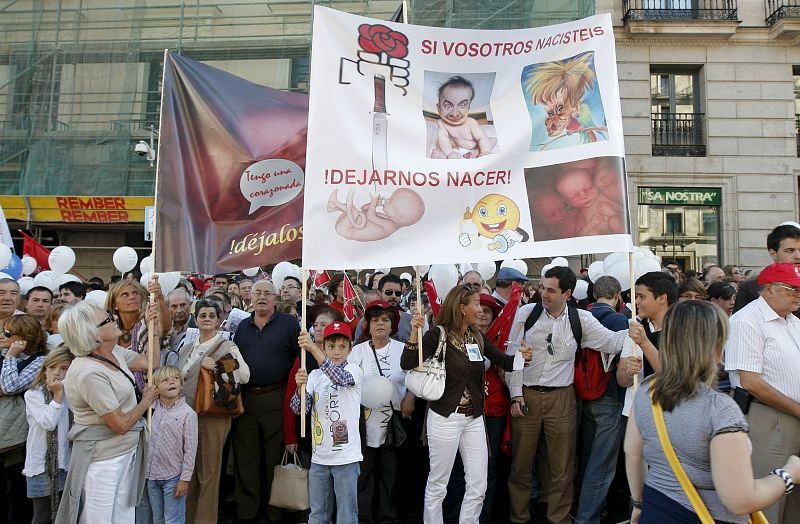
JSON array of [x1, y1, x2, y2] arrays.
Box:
[[307, 363, 363, 466], [349, 339, 407, 448]]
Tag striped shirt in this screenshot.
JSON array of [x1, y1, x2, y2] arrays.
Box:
[[145, 396, 198, 481], [505, 303, 628, 397], [725, 296, 800, 402], [0, 353, 44, 394]]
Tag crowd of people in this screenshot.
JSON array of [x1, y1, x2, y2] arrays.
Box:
[[0, 222, 799, 524]]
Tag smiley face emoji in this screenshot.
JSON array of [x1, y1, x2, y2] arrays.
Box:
[[466, 194, 521, 239]]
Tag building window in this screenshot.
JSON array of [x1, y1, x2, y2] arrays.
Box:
[[624, 0, 738, 21], [666, 212, 683, 234], [651, 68, 706, 156], [794, 67, 800, 157], [702, 211, 717, 236]]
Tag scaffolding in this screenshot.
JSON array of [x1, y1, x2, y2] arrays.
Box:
[[0, 0, 594, 197]]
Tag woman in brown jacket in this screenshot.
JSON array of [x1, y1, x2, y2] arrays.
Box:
[[401, 284, 531, 524]]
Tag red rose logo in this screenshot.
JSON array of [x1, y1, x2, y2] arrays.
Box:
[[358, 24, 409, 59]]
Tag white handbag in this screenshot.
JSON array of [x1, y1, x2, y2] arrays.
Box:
[[405, 326, 447, 401]]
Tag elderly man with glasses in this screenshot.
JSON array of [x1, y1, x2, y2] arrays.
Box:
[[725, 262, 800, 524], [231, 279, 301, 523]]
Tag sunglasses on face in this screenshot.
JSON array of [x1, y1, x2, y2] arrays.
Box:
[[382, 290, 402, 297], [97, 312, 116, 328], [2, 329, 14, 338]]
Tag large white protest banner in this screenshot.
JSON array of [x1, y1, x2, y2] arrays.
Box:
[[302, 7, 632, 269]]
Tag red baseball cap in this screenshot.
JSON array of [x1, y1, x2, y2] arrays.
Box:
[[757, 262, 800, 287], [323, 321, 352, 340]]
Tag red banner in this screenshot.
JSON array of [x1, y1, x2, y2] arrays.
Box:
[[155, 52, 307, 273]]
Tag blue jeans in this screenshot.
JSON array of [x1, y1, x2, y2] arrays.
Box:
[[575, 394, 624, 524], [309, 461, 360, 524], [147, 475, 186, 524]]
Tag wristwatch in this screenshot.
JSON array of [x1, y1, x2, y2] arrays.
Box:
[[771, 468, 795, 495]]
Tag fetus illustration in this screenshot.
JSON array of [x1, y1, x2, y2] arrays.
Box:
[[530, 192, 579, 239], [459, 194, 529, 253], [327, 187, 425, 241]]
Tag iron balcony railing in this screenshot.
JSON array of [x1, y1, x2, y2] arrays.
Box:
[[624, 0, 738, 21], [767, 0, 800, 25], [651, 112, 706, 157]]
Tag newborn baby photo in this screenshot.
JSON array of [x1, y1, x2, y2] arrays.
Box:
[[525, 156, 628, 241], [421, 71, 499, 159]]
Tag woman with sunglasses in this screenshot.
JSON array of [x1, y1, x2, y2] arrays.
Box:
[[401, 284, 532, 523], [177, 299, 250, 524], [56, 301, 160, 523]]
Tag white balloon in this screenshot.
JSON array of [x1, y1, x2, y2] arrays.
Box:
[[113, 246, 138, 273], [140, 255, 153, 274], [57, 273, 81, 286], [416, 265, 430, 277], [0, 272, 12, 281], [17, 276, 34, 295], [49, 246, 76, 276], [603, 252, 628, 272], [33, 270, 59, 292], [634, 257, 663, 281], [242, 267, 260, 277], [428, 264, 458, 296], [271, 261, 294, 290], [376, 268, 391, 275], [399, 272, 413, 282], [21, 255, 37, 276], [85, 290, 108, 308], [540, 263, 554, 278], [140, 272, 151, 287], [573, 279, 589, 300], [500, 259, 516, 269], [290, 264, 302, 280], [514, 260, 529, 275], [605, 260, 632, 292], [588, 261, 605, 283], [361, 375, 394, 408], [551, 257, 569, 268], [157, 271, 181, 295], [475, 261, 496, 281], [0, 245, 10, 269]]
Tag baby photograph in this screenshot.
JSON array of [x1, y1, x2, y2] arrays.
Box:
[[526, 156, 628, 241], [421, 71, 499, 159]]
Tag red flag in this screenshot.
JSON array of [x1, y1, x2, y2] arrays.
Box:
[[312, 270, 330, 288], [19, 230, 50, 272], [341, 273, 360, 323], [424, 279, 440, 317], [487, 282, 524, 351]]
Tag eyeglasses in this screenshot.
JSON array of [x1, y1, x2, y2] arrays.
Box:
[[545, 333, 554, 356], [772, 283, 800, 296], [382, 290, 402, 297], [97, 312, 116, 328], [2, 328, 14, 338], [252, 291, 275, 298]]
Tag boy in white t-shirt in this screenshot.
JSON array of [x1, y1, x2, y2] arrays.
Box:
[[292, 321, 363, 524]]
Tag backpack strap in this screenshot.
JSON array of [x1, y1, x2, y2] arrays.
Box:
[[523, 303, 544, 334], [567, 304, 583, 350]]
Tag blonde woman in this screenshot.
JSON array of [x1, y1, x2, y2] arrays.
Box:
[[625, 300, 800, 523]]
